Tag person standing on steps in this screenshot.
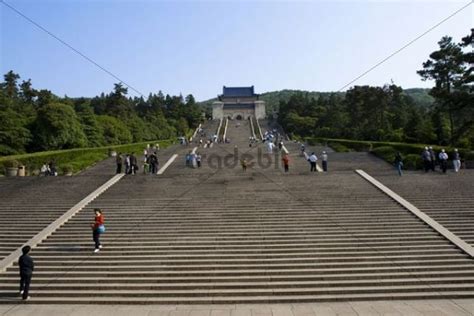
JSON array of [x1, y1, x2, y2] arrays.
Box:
[[429, 147, 437, 171], [129, 152, 138, 175], [241, 158, 248, 172], [115, 153, 123, 174], [394, 152, 403, 176], [421, 147, 431, 172], [19, 245, 34, 300], [282, 154, 290, 172], [300, 144, 306, 157], [196, 153, 202, 168], [321, 151, 328, 172], [308, 152, 318, 172], [453, 149, 461, 173], [125, 154, 130, 175], [439, 149, 449, 173], [149, 152, 159, 174], [91, 208, 105, 253]]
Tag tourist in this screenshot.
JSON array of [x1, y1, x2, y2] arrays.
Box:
[[241, 158, 248, 172], [321, 151, 328, 172], [149, 152, 159, 174], [300, 144, 306, 157], [282, 154, 290, 172], [40, 163, 49, 176], [185, 151, 192, 167], [308, 152, 318, 172], [421, 147, 431, 172], [453, 149, 461, 173], [196, 153, 202, 168], [429, 147, 436, 171], [143, 159, 149, 174], [394, 152, 403, 176], [49, 160, 57, 176], [129, 152, 138, 175], [91, 208, 105, 253], [267, 141, 274, 154], [438, 149, 448, 173], [124, 154, 129, 174], [278, 141, 283, 151], [18, 245, 34, 300], [190, 151, 197, 168], [115, 153, 123, 174]]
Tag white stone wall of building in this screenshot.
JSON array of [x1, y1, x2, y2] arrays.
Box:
[[212, 102, 224, 120], [254, 101, 266, 119]]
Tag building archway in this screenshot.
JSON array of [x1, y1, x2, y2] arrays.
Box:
[[235, 114, 243, 120]]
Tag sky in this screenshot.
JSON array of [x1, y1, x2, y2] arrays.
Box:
[[0, 0, 472, 101]]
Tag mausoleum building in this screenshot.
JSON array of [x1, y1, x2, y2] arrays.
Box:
[[212, 86, 266, 120]]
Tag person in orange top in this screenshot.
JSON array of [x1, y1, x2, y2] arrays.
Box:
[[91, 208, 104, 253], [282, 154, 290, 173]]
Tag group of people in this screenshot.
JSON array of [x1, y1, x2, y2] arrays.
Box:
[[391, 147, 462, 177], [185, 151, 202, 168], [115, 152, 138, 174], [40, 161, 57, 176], [306, 151, 329, 172], [421, 147, 462, 174], [115, 145, 161, 175]]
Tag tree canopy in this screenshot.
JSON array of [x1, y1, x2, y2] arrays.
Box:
[[0, 74, 203, 156]]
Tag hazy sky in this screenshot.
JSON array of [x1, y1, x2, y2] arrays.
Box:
[[1, 0, 472, 100]]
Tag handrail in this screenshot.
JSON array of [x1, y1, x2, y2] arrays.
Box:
[[222, 118, 229, 142], [249, 116, 257, 140]]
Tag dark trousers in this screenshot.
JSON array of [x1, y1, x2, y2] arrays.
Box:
[[441, 160, 447, 173], [284, 164, 289, 172], [116, 163, 122, 174], [310, 162, 317, 172], [93, 229, 101, 249], [423, 160, 431, 172], [150, 163, 157, 174], [20, 273, 32, 299], [197, 161, 201, 168], [322, 161, 328, 172]]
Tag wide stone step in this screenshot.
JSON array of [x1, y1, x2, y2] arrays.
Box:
[[3, 270, 474, 283]]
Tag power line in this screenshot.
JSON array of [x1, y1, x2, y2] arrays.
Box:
[[338, 0, 473, 91], [0, 0, 145, 96]]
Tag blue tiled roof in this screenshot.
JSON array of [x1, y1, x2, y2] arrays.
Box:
[[222, 86, 255, 97]]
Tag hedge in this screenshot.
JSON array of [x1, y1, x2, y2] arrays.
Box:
[[0, 139, 174, 176]]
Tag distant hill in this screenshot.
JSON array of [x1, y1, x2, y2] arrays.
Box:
[[197, 88, 434, 115]]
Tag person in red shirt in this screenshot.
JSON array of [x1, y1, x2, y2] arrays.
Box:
[[91, 208, 104, 253], [282, 154, 290, 173]]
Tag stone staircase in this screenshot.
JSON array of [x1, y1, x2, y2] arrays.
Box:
[[0, 120, 473, 304], [373, 171, 474, 246], [0, 175, 112, 261]]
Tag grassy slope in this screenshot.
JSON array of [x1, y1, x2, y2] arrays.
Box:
[[0, 140, 174, 175]]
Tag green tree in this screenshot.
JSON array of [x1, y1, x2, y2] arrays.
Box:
[[417, 35, 467, 145], [32, 103, 87, 150], [76, 102, 105, 147], [0, 105, 32, 155], [2, 70, 20, 98], [96, 115, 133, 144]]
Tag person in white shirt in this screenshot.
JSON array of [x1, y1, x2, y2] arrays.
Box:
[[438, 149, 449, 173], [452, 149, 461, 172], [308, 152, 318, 172], [267, 141, 274, 154], [321, 151, 328, 172]]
